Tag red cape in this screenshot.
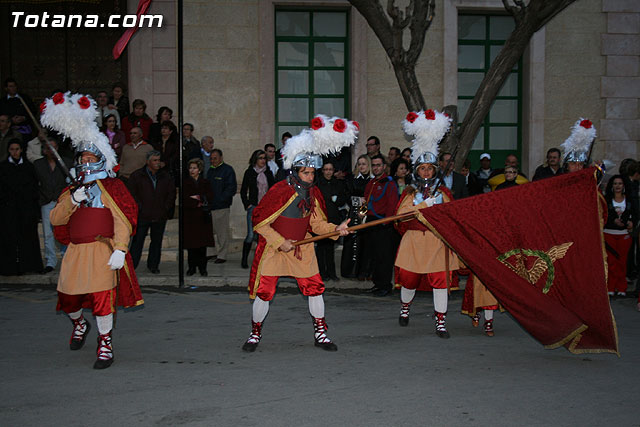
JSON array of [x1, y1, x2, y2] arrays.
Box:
[[248, 180, 327, 298], [54, 178, 143, 309]]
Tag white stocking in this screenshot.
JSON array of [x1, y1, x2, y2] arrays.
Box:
[[68, 309, 83, 320], [96, 313, 113, 334], [484, 309, 494, 321], [433, 288, 448, 313], [401, 287, 416, 304], [308, 295, 325, 318], [252, 296, 270, 323]]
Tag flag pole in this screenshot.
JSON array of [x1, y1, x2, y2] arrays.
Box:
[[292, 212, 416, 246], [177, 0, 185, 288]]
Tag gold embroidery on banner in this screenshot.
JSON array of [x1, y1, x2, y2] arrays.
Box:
[[497, 242, 573, 294]]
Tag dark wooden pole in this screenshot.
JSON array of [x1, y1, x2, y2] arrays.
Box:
[[177, 0, 184, 288], [292, 212, 416, 246]]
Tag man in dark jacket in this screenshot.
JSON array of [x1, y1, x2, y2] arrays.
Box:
[[0, 78, 37, 141], [128, 150, 176, 273], [532, 148, 563, 181], [315, 162, 349, 281], [33, 137, 71, 273], [0, 114, 23, 161], [460, 159, 483, 196], [206, 148, 237, 263], [438, 152, 469, 199]]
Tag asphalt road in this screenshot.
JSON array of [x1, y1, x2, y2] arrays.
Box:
[[1, 285, 638, 426]]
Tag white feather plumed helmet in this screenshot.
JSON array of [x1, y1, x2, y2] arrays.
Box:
[[402, 109, 452, 167], [281, 114, 359, 169], [40, 91, 119, 177], [561, 118, 596, 164]]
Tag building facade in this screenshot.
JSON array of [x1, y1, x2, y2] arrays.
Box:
[[1, 0, 637, 237]]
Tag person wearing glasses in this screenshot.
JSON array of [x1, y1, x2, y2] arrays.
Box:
[[495, 165, 519, 191], [488, 154, 529, 191], [118, 126, 153, 184], [240, 149, 275, 268], [365, 136, 385, 160]]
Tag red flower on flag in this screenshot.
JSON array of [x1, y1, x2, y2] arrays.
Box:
[[52, 92, 65, 105], [352, 121, 360, 130], [78, 96, 91, 109], [424, 109, 436, 120], [406, 112, 419, 123], [333, 119, 346, 133], [311, 116, 324, 130], [579, 119, 592, 129]]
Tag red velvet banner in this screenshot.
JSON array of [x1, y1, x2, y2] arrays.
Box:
[[112, 0, 153, 60], [418, 168, 618, 354]]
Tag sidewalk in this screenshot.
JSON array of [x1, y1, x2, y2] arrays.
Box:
[[0, 245, 375, 291]]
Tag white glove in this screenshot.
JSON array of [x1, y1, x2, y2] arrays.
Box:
[[70, 188, 88, 206], [108, 250, 126, 270], [425, 197, 437, 207]]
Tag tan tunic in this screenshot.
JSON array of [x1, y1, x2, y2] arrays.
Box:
[[255, 198, 338, 278], [394, 195, 459, 274], [50, 185, 131, 295], [472, 276, 498, 307]]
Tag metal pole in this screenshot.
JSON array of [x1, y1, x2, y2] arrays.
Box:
[[177, 0, 185, 288]]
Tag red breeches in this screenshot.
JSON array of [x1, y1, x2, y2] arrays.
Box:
[[256, 273, 324, 301], [57, 288, 117, 316], [604, 233, 632, 293], [396, 268, 450, 290]]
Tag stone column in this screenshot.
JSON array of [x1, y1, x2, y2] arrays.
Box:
[[600, 0, 640, 167], [127, 0, 178, 118]]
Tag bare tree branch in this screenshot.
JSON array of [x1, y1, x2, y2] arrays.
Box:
[[350, 0, 578, 125], [349, 0, 394, 55], [406, 0, 434, 66], [502, 0, 518, 17], [451, 0, 579, 168]]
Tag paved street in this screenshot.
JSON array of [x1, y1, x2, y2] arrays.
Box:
[[1, 284, 638, 426]]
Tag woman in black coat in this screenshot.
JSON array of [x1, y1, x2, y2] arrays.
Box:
[[341, 154, 373, 279], [239, 149, 274, 268], [183, 158, 215, 276], [0, 140, 43, 275], [149, 106, 173, 147], [316, 161, 349, 281]]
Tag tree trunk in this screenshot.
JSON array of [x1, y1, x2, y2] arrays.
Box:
[[348, 0, 578, 171], [454, 20, 537, 169], [392, 60, 426, 112]]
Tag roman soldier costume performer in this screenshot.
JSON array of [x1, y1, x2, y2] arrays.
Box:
[[394, 109, 459, 338], [243, 115, 357, 352], [561, 118, 596, 174], [42, 92, 143, 369], [461, 272, 499, 337]]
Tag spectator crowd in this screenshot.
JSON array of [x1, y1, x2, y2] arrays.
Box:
[[1, 77, 639, 311]]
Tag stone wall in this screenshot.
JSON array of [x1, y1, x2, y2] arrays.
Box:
[[126, 0, 640, 239], [600, 0, 640, 169], [543, 0, 607, 164], [128, 0, 178, 122], [365, 0, 446, 157]]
